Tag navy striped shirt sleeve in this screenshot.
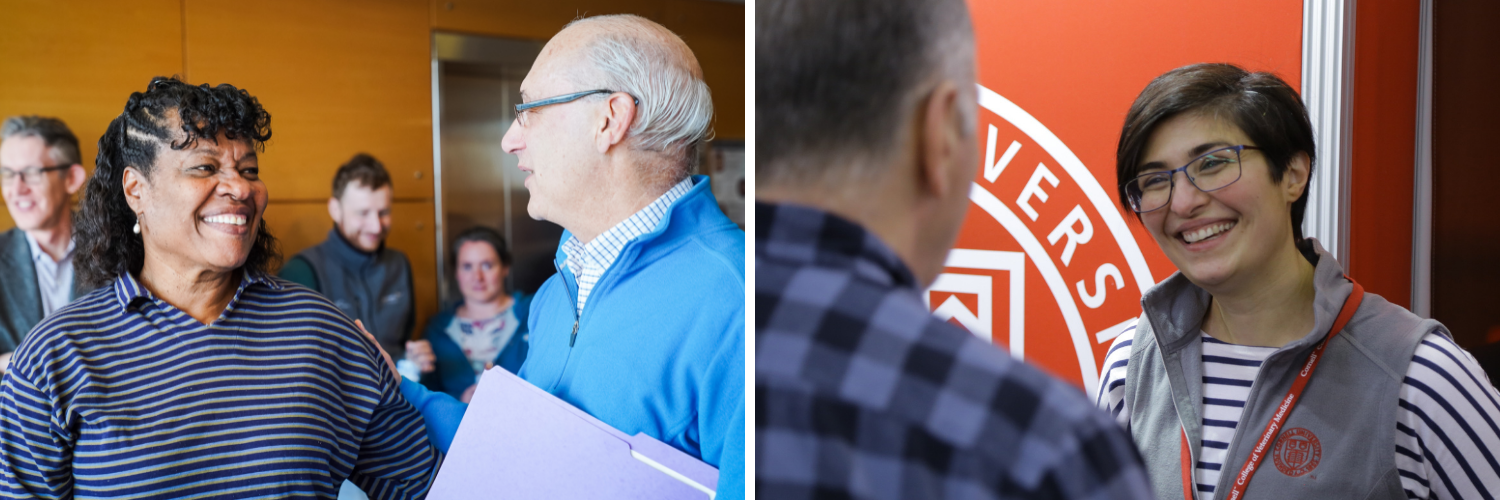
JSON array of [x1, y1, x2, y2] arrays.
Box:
[[1397, 331, 1500, 500], [349, 332, 441, 498], [0, 364, 74, 499]]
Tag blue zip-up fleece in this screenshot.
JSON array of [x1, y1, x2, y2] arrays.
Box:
[[400, 176, 745, 499]]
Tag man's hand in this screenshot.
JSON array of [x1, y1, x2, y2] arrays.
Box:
[[405, 340, 436, 374], [460, 384, 479, 403], [0, 351, 11, 377], [356, 319, 401, 381]]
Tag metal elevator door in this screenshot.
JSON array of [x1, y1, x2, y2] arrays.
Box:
[[434, 33, 559, 304]]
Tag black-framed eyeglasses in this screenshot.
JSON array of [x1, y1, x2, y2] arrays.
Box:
[[1122, 145, 1259, 213], [513, 89, 639, 127], [0, 165, 70, 187]]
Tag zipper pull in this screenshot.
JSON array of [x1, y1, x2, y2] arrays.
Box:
[[569, 319, 579, 347]]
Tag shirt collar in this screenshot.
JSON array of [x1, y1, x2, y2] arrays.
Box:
[[23, 232, 75, 264], [562, 176, 695, 274], [755, 201, 917, 290], [113, 269, 280, 309]]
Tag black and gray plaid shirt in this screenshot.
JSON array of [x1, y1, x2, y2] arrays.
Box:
[[756, 202, 1154, 499]]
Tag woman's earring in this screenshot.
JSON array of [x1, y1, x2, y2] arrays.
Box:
[[133, 222, 141, 235]]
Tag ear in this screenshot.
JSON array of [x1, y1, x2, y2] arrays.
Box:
[[916, 81, 967, 200], [63, 164, 86, 195], [121, 166, 148, 216], [1282, 151, 1311, 203], [593, 93, 637, 154], [327, 197, 341, 223]]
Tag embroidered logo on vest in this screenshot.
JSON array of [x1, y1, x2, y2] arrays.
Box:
[[1272, 427, 1322, 476]]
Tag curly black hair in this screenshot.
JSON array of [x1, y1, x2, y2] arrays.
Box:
[[75, 76, 279, 288]]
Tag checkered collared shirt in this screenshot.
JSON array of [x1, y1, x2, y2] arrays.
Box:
[[561, 176, 693, 316], [756, 202, 1154, 500]]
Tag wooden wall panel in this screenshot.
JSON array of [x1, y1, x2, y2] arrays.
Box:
[[184, 0, 434, 201], [263, 200, 440, 338], [0, 0, 184, 232], [185, 0, 439, 332], [431, 0, 745, 139]]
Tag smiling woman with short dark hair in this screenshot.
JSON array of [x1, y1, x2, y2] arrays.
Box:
[[1097, 63, 1500, 500], [0, 77, 437, 499]]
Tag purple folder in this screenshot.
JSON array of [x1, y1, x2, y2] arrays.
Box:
[[427, 368, 719, 499]]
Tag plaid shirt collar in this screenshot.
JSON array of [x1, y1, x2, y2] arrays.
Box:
[[755, 201, 917, 290], [561, 176, 694, 281], [113, 269, 281, 310]]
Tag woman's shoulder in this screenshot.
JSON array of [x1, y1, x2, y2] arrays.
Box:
[[423, 303, 460, 326], [11, 284, 135, 381], [256, 276, 348, 313], [26, 284, 126, 340]]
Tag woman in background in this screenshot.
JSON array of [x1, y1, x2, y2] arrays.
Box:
[[0, 77, 436, 499], [406, 226, 529, 402], [1096, 63, 1499, 500]]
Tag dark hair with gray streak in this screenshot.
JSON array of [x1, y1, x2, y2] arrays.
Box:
[[1115, 63, 1316, 241], [75, 76, 278, 288], [1, 115, 82, 167], [756, 0, 974, 186]]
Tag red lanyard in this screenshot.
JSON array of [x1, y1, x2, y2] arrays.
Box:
[[1179, 279, 1365, 500]]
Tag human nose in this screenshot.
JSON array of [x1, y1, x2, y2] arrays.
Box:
[[1167, 169, 1211, 215], [8, 173, 35, 193], [501, 119, 524, 154], [217, 169, 253, 201]]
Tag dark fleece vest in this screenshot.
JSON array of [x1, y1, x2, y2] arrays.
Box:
[[294, 228, 414, 358]]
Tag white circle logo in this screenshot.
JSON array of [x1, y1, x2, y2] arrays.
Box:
[[925, 85, 1156, 397]]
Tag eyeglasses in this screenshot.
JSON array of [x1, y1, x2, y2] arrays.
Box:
[[514, 89, 638, 127], [0, 165, 70, 187], [1122, 145, 1259, 213]]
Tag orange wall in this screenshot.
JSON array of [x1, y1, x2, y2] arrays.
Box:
[[0, 0, 744, 337], [1348, 0, 1420, 309]]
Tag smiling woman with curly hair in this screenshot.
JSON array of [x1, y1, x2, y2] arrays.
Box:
[[0, 77, 437, 499]]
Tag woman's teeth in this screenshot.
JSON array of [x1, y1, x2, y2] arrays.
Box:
[[1183, 221, 1235, 244], [204, 214, 247, 226]]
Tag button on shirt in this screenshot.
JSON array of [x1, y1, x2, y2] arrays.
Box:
[[23, 233, 73, 317], [560, 177, 692, 316], [756, 201, 1154, 500]]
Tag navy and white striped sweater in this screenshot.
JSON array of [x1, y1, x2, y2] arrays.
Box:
[[1099, 324, 1500, 500]]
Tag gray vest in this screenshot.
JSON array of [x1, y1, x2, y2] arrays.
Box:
[[295, 229, 414, 358], [1124, 239, 1441, 500]]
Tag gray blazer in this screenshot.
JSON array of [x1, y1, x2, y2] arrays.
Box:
[[0, 228, 87, 353]]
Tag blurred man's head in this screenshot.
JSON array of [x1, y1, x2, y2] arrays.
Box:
[[0, 116, 87, 233], [501, 14, 713, 239], [327, 153, 393, 253], [757, 0, 978, 287]]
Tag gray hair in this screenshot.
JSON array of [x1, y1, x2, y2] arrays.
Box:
[[757, 0, 975, 187], [566, 15, 714, 180], [1, 115, 82, 166]]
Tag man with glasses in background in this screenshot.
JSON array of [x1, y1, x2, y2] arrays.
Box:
[[0, 116, 88, 374], [387, 13, 745, 499]]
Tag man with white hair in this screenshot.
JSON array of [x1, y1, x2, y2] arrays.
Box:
[[390, 13, 745, 499]]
